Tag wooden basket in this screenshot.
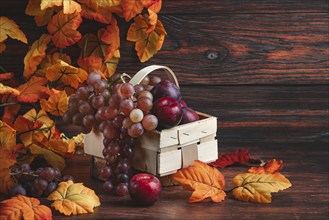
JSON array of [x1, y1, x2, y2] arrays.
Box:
[[84, 65, 218, 176]]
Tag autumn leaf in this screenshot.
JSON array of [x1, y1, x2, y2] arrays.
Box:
[[122, 0, 143, 22], [0, 16, 28, 44], [23, 108, 55, 139], [0, 72, 14, 81], [0, 167, 14, 194], [80, 4, 113, 24], [0, 83, 20, 96], [2, 103, 21, 126], [173, 160, 226, 203], [46, 60, 88, 88], [0, 146, 17, 194], [41, 0, 82, 14], [47, 10, 82, 48], [62, 133, 84, 154], [0, 195, 52, 220], [77, 55, 103, 74], [143, 0, 162, 13], [40, 89, 69, 116], [210, 149, 251, 168], [36, 52, 71, 77], [127, 13, 167, 62], [29, 144, 65, 170], [248, 159, 283, 174], [232, 173, 292, 203], [48, 180, 100, 216], [26, 0, 54, 26], [17, 76, 49, 103], [14, 116, 44, 147], [23, 34, 52, 78], [101, 17, 120, 61], [0, 121, 16, 152]]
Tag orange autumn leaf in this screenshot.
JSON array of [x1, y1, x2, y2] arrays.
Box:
[[0, 146, 17, 194], [46, 60, 88, 88], [173, 160, 226, 203], [0, 195, 52, 220], [36, 52, 71, 77], [0, 121, 16, 152], [122, 0, 143, 22], [23, 34, 52, 78], [48, 180, 100, 216], [26, 0, 54, 26], [101, 17, 120, 61], [2, 103, 21, 126], [143, 0, 162, 13], [77, 55, 103, 74], [14, 116, 45, 147], [0, 16, 28, 44], [0, 83, 20, 96], [248, 159, 283, 174], [29, 144, 65, 170], [0, 167, 14, 194], [23, 108, 55, 139], [103, 49, 120, 77], [41, 0, 82, 14], [47, 10, 82, 48], [80, 4, 113, 24], [127, 13, 166, 62], [40, 89, 69, 116], [232, 173, 292, 203], [0, 72, 14, 81], [17, 76, 49, 103]]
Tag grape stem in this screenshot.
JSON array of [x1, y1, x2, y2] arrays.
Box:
[[108, 73, 131, 89], [10, 172, 39, 177]]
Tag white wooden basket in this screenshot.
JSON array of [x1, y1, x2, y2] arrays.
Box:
[[84, 65, 218, 176]]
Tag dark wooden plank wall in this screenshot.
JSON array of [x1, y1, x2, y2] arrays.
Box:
[[0, 1, 328, 147]]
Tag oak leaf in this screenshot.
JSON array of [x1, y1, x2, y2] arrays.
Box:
[[16, 76, 49, 103], [48, 180, 100, 215], [46, 60, 88, 88], [23, 34, 52, 78], [47, 10, 82, 48], [248, 159, 283, 174], [36, 52, 71, 77], [29, 144, 65, 170], [41, 0, 82, 14], [173, 160, 226, 203], [122, 0, 143, 22], [127, 13, 166, 62], [0, 83, 20, 96], [0, 195, 52, 220], [14, 116, 44, 147], [0, 16, 28, 45], [143, 0, 162, 13], [210, 149, 251, 168], [26, 0, 54, 26], [232, 173, 292, 203], [80, 4, 113, 24], [40, 89, 69, 116], [0, 72, 14, 81], [0, 121, 16, 152]]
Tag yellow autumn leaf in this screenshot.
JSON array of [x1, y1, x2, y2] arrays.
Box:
[[41, 0, 82, 14], [23, 34, 52, 78], [29, 144, 65, 170], [14, 116, 45, 147], [0, 16, 27, 44], [62, 133, 84, 154], [0, 83, 20, 96], [46, 60, 88, 89], [23, 108, 55, 139], [48, 180, 100, 216], [40, 89, 68, 116], [0, 121, 16, 152], [26, 0, 54, 26], [36, 52, 71, 77], [232, 173, 292, 203]]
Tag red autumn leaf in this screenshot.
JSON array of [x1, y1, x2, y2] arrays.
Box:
[[0, 72, 14, 81], [143, 0, 162, 13], [16, 76, 49, 103], [121, 0, 143, 22], [14, 116, 44, 147], [101, 17, 120, 61], [0, 147, 17, 194], [2, 102, 21, 126], [210, 149, 251, 168], [248, 159, 283, 174], [80, 4, 113, 24], [47, 10, 82, 48]]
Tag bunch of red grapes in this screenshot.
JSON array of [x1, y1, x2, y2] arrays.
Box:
[[10, 163, 74, 198]]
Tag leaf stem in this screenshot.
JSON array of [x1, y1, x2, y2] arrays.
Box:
[[82, 34, 89, 59], [0, 102, 17, 107], [17, 122, 55, 136], [225, 186, 238, 194]]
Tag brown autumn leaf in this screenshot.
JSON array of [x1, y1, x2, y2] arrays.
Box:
[[248, 159, 283, 174], [2, 103, 21, 126], [0, 195, 52, 220], [16, 76, 49, 103], [48, 180, 100, 216], [121, 0, 143, 22], [0, 16, 28, 45], [0, 121, 16, 152], [41, 0, 82, 14], [14, 116, 44, 147], [0, 83, 20, 96], [232, 173, 292, 203], [127, 12, 166, 62], [47, 10, 82, 48], [36, 52, 71, 77], [46, 59, 88, 89], [173, 160, 226, 203], [80, 4, 113, 24], [40, 89, 69, 116], [26, 0, 54, 26], [29, 144, 65, 170], [23, 34, 52, 78]]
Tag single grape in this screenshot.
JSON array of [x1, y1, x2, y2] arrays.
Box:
[[119, 83, 135, 98], [150, 75, 161, 86], [76, 87, 90, 100], [95, 107, 107, 121], [103, 138, 114, 148], [142, 114, 158, 131], [115, 161, 130, 174], [40, 167, 55, 182], [102, 146, 111, 157], [94, 80, 108, 93], [105, 106, 119, 120], [63, 111, 73, 123], [138, 90, 153, 101], [72, 113, 84, 126], [117, 173, 129, 183], [99, 166, 113, 180], [129, 109, 144, 123], [112, 114, 125, 128], [87, 72, 102, 86], [80, 125, 92, 134], [105, 154, 117, 165], [128, 123, 144, 137], [79, 100, 93, 115], [109, 143, 121, 156], [68, 98, 79, 113], [91, 95, 105, 109], [62, 175, 75, 182], [9, 184, 27, 197], [43, 182, 57, 196], [83, 114, 95, 129], [119, 99, 134, 116], [30, 186, 43, 197], [108, 94, 122, 108], [101, 89, 111, 102], [99, 121, 109, 132], [103, 124, 119, 140], [116, 183, 129, 196], [140, 76, 150, 86], [122, 145, 134, 159], [134, 84, 144, 95], [102, 181, 113, 193], [137, 97, 153, 113], [122, 117, 133, 129], [53, 168, 61, 179], [33, 178, 48, 191]]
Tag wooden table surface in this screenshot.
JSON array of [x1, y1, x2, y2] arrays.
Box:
[[1, 0, 328, 219]]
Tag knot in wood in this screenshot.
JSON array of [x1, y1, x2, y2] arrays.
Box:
[[206, 51, 218, 60]]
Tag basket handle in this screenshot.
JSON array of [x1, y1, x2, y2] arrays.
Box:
[[129, 65, 179, 88]]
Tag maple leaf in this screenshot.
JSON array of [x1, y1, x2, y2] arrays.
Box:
[[232, 173, 292, 203], [48, 180, 100, 215], [77, 55, 103, 74], [23, 108, 55, 139], [16, 76, 49, 103], [101, 17, 120, 61], [248, 159, 283, 174], [143, 0, 162, 13], [14, 116, 44, 147], [127, 12, 166, 62], [2, 103, 21, 126], [80, 4, 113, 24], [29, 144, 65, 170], [0, 121, 16, 152], [41, 0, 82, 14], [46, 60, 88, 88], [23, 34, 52, 78], [0, 195, 52, 220], [36, 52, 72, 77], [40, 89, 69, 116], [0, 147, 17, 194], [26, 0, 54, 26], [47, 10, 82, 48], [0, 72, 14, 81], [0, 83, 20, 96], [173, 160, 226, 203], [210, 149, 251, 168], [122, 0, 143, 22], [0, 16, 28, 44]]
